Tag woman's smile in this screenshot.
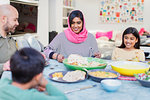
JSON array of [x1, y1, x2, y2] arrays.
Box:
[[71, 17, 83, 34]]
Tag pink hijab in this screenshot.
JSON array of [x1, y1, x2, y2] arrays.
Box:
[[64, 10, 88, 44]]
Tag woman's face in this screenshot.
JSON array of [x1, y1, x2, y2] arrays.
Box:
[[71, 17, 83, 34], [124, 33, 138, 49]]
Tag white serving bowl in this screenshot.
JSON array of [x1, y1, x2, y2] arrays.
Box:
[[101, 79, 121, 92]]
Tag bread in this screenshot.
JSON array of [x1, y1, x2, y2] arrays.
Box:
[[62, 70, 86, 82]]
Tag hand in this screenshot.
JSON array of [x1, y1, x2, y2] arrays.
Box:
[[36, 85, 46, 92], [57, 54, 64, 63], [41, 52, 46, 59], [38, 76, 48, 89], [52, 53, 64, 63], [94, 52, 101, 58], [3, 60, 10, 71]]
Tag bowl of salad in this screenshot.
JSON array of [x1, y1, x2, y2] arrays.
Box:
[[134, 71, 150, 87]]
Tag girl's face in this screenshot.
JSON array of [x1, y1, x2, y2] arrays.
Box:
[[71, 17, 83, 34], [124, 33, 138, 49]]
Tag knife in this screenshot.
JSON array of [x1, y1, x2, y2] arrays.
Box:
[[64, 84, 97, 94]]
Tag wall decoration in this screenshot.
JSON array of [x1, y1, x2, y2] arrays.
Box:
[[99, 0, 144, 23]]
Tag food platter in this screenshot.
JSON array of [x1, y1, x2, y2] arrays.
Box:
[[49, 70, 88, 83], [63, 57, 107, 71]]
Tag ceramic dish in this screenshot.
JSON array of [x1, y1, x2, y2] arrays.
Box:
[[87, 69, 120, 82], [101, 79, 121, 92], [49, 71, 88, 83], [63, 57, 107, 71], [111, 61, 150, 76], [136, 78, 150, 87], [134, 73, 150, 87]]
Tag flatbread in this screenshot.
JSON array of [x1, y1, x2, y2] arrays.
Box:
[[62, 70, 86, 82]]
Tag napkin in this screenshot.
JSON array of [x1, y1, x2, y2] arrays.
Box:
[[118, 75, 136, 81]]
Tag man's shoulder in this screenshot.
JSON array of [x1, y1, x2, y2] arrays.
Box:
[[0, 35, 16, 41], [0, 36, 16, 46], [10, 36, 16, 41]]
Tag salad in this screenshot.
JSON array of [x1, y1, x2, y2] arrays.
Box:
[[134, 71, 150, 81]]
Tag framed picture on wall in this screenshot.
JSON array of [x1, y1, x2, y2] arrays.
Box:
[[99, 0, 144, 23]]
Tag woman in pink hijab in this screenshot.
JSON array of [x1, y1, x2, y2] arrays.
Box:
[[44, 10, 101, 62]]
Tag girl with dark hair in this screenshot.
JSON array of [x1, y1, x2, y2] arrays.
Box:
[[44, 10, 101, 62], [112, 27, 145, 61]]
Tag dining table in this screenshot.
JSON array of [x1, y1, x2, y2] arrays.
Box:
[[1, 59, 150, 100]]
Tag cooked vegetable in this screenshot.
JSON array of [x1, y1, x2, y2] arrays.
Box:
[[52, 72, 63, 78], [135, 71, 150, 81], [89, 71, 117, 78]]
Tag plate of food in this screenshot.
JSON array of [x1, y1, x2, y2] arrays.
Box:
[[49, 70, 88, 83], [63, 54, 107, 71], [87, 69, 120, 82]]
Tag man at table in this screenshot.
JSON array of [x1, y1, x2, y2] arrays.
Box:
[[0, 48, 68, 100], [0, 4, 19, 76]]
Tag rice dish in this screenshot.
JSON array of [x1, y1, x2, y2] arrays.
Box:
[[67, 54, 105, 67]]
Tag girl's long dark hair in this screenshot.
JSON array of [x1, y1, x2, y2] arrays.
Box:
[[119, 27, 140, 49]]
